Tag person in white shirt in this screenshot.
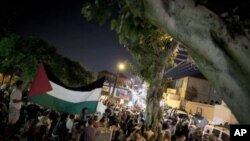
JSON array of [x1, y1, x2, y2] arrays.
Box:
[[8, 80, 23, 125], [7, 80, 23, 139], [66, 114, 75, 138]]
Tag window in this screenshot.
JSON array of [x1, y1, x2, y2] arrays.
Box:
[[178, 114, 188, 119], [212, 129, 220, 138], [221, 132, 230, 141], [176, 79, 183, 88]]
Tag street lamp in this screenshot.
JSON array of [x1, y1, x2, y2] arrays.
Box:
[[118, 62, 125, 71], [111, 62, 125, 97]]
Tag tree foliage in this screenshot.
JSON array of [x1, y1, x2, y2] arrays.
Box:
[[196, 0, 250, 37], [0, 34, 94, 86], [82, 0, 176, 82]]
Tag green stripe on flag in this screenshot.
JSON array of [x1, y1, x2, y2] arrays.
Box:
[[30, 93, 99, 114]]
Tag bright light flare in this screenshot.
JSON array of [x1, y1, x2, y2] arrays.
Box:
[[118, 62, 125, 71]]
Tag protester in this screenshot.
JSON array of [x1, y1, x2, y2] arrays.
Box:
[[66, 114, 75, 138], [77, 107, 89, 129], [7, 80, 23, 139], [52, 113, 69, 140]]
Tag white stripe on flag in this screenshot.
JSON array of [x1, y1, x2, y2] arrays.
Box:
[[47, 81, 102, 103]]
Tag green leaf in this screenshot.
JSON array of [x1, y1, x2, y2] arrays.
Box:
[[110, 19, 117, 30]]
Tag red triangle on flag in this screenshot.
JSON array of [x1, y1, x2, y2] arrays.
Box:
[[28, 63, 52, 97]]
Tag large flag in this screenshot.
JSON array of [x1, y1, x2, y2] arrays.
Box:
[[28, 64, 105, 114]]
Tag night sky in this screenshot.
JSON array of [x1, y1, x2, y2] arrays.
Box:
[[10, 0, 134, 73], [7, 0, 249, 76]]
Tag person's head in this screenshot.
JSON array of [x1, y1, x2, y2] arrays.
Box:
[[49, 111, 58, 120], [100, 117, 106, 123], [177, 135, 186, 141], [69, 114, 75, 120], [42, 110, 50, 117], [99, 117, 107, 127], [60, 113, 69, 122], [93, 115, 98, 121], [162, 122, 169, 130], [15, 80, 23, 89], [88, 118, 94, 127], [82, 107, 89, 114]]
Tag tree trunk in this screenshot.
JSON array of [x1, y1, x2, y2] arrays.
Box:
[[146, 81, 163, 130], [145, 61, 165, 140], [145, 43, 178, 141], [1, 74, 5, 84], [144, 0, 250, 123]]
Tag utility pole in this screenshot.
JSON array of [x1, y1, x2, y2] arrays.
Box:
[[111, 62, 125, 97]]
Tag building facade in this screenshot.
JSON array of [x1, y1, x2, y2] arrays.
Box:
[[164, 76, 238, 124], [97, 70, 131, 102]]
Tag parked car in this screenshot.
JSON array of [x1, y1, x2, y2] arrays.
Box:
[[202, 124, 230, 141], [166, 108, 189, 119]]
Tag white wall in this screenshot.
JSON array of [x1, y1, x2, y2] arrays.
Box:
[[185, 101, 215, 122], [185, 101, 238, 124], [166, 99, 181, 108], [214, 104, 238, 124]]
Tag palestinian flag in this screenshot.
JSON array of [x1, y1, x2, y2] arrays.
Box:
[[28, 64, 105, 114]]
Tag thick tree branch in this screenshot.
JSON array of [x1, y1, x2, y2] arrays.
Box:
[[144, 0, 250, 123]]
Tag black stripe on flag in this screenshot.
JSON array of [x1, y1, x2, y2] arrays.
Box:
[[43, 63, 105, 91]]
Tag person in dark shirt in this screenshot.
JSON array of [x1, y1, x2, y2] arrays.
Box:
[[126, 116, 137, 137], [53, 113, 69, 141], [77, 107, 89, 129], [26, 103, 40, 120]]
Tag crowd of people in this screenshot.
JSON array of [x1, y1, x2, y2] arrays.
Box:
[[0, 80, 225, 141]]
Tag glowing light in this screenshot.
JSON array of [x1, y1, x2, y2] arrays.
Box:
[[118, 62, 125, 71]]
